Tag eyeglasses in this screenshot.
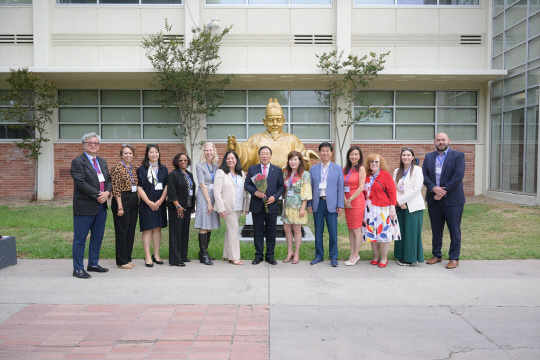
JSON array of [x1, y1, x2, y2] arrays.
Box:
[[178, 159, 188, 162], [122, 143, 132, 147], [84, 142, 100, 146], [402, 148, 413, 151], [370, 161, 380, 164]]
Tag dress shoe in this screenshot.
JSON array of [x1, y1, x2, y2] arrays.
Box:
[[152, 255, 164, 265], [396, 259, 416, 266], [182, 258, 191, 263], [378, 261, 388, 268], [117, 264, 133, 269], [370, 260, 379, 265], [73, 269, 91, 279], [145, 262, 153, 268], [310, 258, 324, 265], [252, 258, 263, 265], [345, 256, 360, 266], [170, 262, 186, 267], [87, 265, 109, 273], [292, 254, 300, 264], [229, 260, 244, 265], [330, 259, 339, 267], [283, 253, 294, 263], [265, 258, 277, 265], [446, 260, 459, 269], [426, 257, 442, 265]]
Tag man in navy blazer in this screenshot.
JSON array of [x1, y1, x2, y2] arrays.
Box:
[[70, 133, 112, 278], [422, 132, 465, 269], [308, 142, 344, 267], [245, 146, 285, 265]]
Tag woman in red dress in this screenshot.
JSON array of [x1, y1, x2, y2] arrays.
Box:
[[343, 146, 366, 266]]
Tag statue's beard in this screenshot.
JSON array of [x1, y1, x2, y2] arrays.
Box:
[[269, 130, 281, 141]]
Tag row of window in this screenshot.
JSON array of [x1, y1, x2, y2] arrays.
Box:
[[0, 0, 480, 5]]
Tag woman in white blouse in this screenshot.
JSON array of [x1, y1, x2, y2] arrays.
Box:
[[393, 148, 425, 266], [213, 151, 250, 265]]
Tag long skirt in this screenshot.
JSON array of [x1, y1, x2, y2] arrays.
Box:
[[394, 207, 424, 263]]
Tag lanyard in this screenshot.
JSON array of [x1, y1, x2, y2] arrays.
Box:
[[207, 163, 215, 182], [181, 169, 192, 187], [345, 168, 355, 185], [288, 171, 297, 189], [231, 172, 238, 186], [369, 170, 380, 188], [122, 161, 135, 185], [321, 164, 329, 183], [400, 165, 411, 183], [436, 152, 447, 168]]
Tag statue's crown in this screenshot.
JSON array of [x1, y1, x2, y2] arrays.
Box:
[[265, 98, 283, 117]]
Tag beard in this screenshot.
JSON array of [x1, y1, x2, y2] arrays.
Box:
[[436, 144, 449, 152], [269, 130, 281, 141]]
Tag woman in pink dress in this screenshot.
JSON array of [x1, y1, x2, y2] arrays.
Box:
[[343, 146, 366, 266]]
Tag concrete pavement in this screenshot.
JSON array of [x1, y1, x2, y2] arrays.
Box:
[[0, 259, 539, 359]]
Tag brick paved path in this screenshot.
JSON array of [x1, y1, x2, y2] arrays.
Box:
[[0, 304, 269, 360]]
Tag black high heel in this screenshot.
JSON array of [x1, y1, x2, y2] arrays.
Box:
[[152, 255, 164, 265]]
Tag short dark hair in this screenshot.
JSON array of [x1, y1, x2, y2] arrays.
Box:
[[119, 144, 135, 157], [142, 144, 162, 168], [258, 146, 272, 155], [172, 152, 191, 170], [319, 142, 333, 152], [219, 150, 243, 175]]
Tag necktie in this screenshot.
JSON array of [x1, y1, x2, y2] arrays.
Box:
[[92, 158, 105, 192], [263, 165, 268, 177]]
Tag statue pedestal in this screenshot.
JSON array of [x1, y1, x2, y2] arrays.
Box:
[[0, 236, 17, 270]]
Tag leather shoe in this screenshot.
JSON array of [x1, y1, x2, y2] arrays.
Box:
[[265, 258, 277, 265], [310, 258, 324, 265], [252, 258, 263, 265], [73, 269, 91, 279], [446, 260, 459, 269], [87, 265, 109, 273], [182, 258, 191, 263], [426, 257, 442, 265], [152, 255, 164, 265], [170, 262, 186, 267], [330, 259, 338, 267]]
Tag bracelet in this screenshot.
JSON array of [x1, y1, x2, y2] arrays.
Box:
[[118, 208, 124, 210]]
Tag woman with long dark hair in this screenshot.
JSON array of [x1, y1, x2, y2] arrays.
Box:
[[393, 148, 425, 266], [343, 146, 366, 266], [213, 151, 249, 265], [137, 144, 168, 267], [167, 153, 197, 267]]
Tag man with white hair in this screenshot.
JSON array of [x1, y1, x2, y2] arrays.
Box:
[[70, 132, 112, 278]]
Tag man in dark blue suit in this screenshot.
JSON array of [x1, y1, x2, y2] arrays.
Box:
[[70, 133, 112, 278], [245, 146, 285, 265], [422, 132, 465, 269]]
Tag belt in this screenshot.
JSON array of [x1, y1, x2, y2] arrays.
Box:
[[320, 196, 326, 200]]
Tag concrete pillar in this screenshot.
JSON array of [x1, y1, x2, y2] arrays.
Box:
[[33, 0, 49, 67], [336, 0, 352, 54]]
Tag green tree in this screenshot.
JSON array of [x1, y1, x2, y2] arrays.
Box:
[[142, 20, 234, 164], [316, 50, 389, 165], [0, 68, 69, 201]]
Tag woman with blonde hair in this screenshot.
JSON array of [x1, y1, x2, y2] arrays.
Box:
[[362, 153, 401, 268], [194, 142, 220, 265]]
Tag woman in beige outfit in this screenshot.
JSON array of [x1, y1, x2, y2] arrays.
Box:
[[214, 151, 250, 265]]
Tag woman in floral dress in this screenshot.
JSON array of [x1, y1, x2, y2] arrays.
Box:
[[282, 151, 312, 264]]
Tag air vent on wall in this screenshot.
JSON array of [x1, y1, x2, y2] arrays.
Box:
[[163, 34, 184, 44], [0, 34, 33, 44], [294, 35, 333, 45], [460, 35, 482, 45]]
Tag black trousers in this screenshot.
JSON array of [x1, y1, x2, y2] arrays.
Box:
[[111, 191, 138, 266], [252, 211, 277, 260], [168, 206, 192, 264], [427, 201, 464, 260]]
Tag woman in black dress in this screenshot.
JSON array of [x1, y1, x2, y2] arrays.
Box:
[[167, 153, 197, 266], [137, 144, 168, 267]]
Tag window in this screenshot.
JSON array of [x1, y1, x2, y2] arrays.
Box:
[[56, 0, 181, 4], [58, 90, 181, 140], [355, 0, 478, 5], [0, 0, 32, 4], [0, 90, 32, 140], [207, 90, 331, 141], [353, 91, 478, 141], [206, 0, 330, 5]]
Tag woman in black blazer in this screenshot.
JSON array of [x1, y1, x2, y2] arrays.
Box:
[[167, 153, 197, 266]]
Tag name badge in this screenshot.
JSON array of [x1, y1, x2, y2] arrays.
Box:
[[319, 183, 327, 190], [398, 183, 404, 192], [155, 182, 163, 190], [97, 173, 105, 182], [131, 186, 137, 193], [344, 186, 350, 193], [189, 190, 194, 196], [435, 167, 442, 175], [287, 190, 294, 197]]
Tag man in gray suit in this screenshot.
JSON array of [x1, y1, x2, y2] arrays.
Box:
[[308, 142, 344, 267], [71, 132, 111, 278]]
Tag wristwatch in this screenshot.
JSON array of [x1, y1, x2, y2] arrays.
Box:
[[176, 205, 181, 210]]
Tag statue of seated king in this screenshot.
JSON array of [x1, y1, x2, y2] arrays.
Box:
[[227, 98, 318, 172]]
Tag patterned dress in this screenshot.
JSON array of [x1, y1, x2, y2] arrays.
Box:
[[281, 171, 312, 225], [362, 172, 401, 243], [194, 162, 220, 230]]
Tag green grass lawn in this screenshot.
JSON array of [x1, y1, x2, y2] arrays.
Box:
[[1, 201, 539, 261]]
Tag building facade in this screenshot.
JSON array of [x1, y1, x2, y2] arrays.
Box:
[[0, 0, 538, 205]]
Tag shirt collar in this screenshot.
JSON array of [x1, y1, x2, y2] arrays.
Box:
[[437, 148, 449, 156]]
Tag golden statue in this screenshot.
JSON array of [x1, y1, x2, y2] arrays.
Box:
[[227, 98, 318, 171]]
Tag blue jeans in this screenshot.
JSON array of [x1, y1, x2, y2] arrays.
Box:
[[72, 204, 107, 270], [313, 198, 338, 260]]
